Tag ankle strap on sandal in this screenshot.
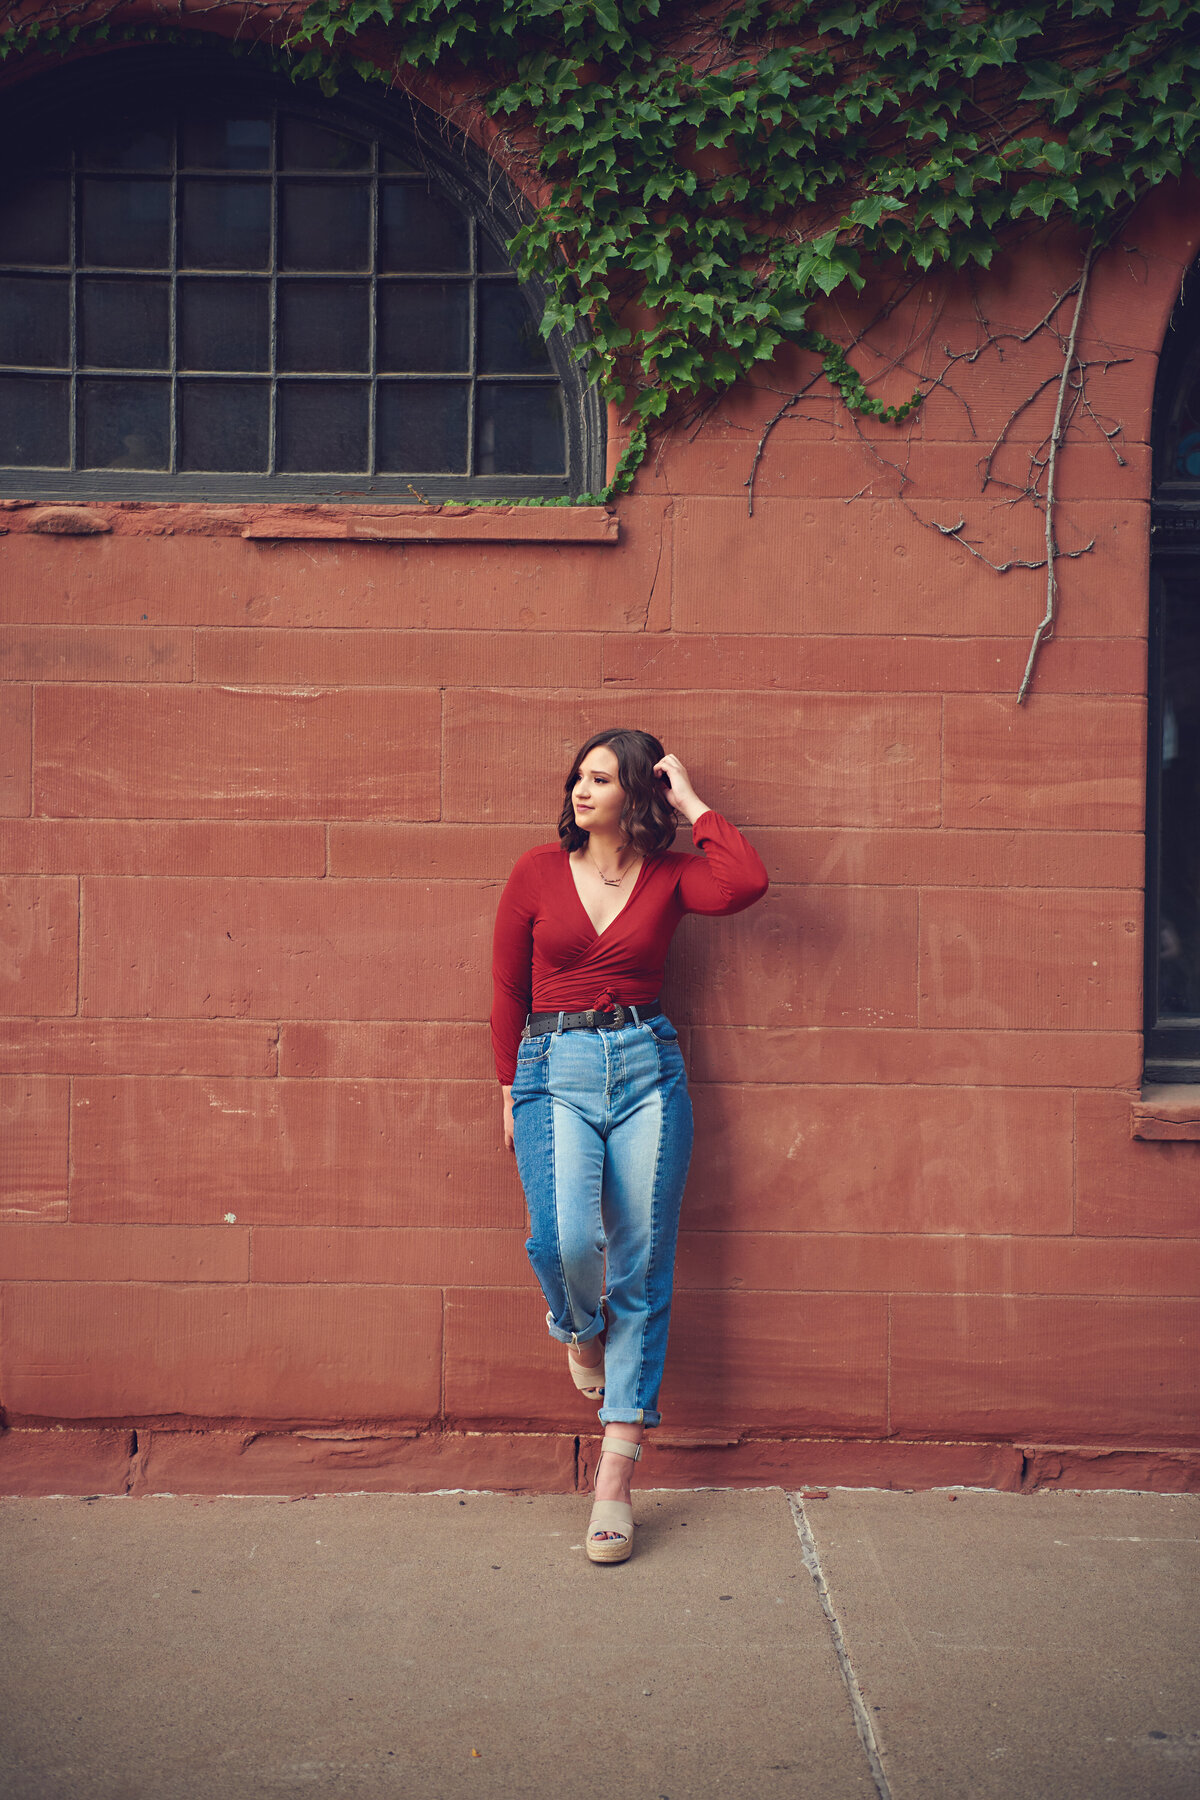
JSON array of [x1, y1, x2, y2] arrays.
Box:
[[599, 1437, 642, 1462]]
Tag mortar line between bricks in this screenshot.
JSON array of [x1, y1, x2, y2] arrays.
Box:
[[65, 1071, 74, 1221], [787, 1492, 892, 1800], [1071, 1089, 1078, 1234], [885, 1296, 892, 1438], [643, 500, 668, 632], [666, 500, 676, 630], [28, 681, 37, 820], [439, 1287, 447, 1421], [33, 876, 1140, 892], [937, 690, 945, 830], [75, 873, 82, 1016], [0, 815, 1144, 838], [437, 689, 445, 823]]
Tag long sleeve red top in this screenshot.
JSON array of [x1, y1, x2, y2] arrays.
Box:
[[490, 809, 769, 1084]]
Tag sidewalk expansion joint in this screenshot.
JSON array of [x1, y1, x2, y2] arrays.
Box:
[[787, 1492, 892, 1800]]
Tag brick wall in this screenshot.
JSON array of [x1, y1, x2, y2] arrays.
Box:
[[2, 184, 1199, 1497]]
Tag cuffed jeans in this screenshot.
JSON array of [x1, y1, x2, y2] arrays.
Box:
[[510, 1010, 694, 1428]]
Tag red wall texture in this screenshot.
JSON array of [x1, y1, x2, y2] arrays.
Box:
[[2, 163, 1199, 1496]]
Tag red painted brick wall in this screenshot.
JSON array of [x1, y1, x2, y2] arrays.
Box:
[[2, 176, 1199, 1498]]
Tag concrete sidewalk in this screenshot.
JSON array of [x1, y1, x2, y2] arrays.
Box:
[[1, 1486, 1197, 1800]]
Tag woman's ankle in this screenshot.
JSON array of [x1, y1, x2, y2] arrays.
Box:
[[594, 1431, 641, 1491], [594, 1459, 633, 1501]]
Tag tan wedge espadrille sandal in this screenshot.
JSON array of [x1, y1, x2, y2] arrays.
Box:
[[585, 1436, 642, 1564]]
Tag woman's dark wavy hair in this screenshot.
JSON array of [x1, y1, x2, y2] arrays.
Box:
[[557, 728, 679, 855]]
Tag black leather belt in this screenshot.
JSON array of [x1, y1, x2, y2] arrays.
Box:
[[522, 997, 662, 1038]]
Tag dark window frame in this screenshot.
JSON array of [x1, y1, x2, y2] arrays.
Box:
[[0, 47, 604, 502], [1146, 269, 1200, 1081]]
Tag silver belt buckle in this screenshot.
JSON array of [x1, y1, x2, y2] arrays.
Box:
[[611, 1002, 626, 1027]]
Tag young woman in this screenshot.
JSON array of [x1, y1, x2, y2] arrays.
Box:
[[491, 728, 769, 1565]]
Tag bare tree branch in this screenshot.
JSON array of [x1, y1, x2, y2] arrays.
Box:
[[1017, 236, 1101, 705]]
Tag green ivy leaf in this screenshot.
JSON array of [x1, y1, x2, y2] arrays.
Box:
[[24, 0, 1190, 478]]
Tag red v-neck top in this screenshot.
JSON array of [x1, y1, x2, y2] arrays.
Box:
[[490, 809, 769, 1083]]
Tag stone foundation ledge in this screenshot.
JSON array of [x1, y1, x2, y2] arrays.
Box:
[[0, 501, 619, 544], [2, 1426, 1198, 1498]]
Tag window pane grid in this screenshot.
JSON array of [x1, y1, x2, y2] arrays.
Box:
[[1148, 271, 1200, 1073], [267, 131, 279, 475], [168, 122, 178, 473], [0, 102, 565, 484], [366, 142, 378, 486], [465, 218, 477, 478], [67, 161, 78, 469]]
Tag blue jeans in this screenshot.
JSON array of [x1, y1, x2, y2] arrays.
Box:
[[510, 1011, 694, 1428]]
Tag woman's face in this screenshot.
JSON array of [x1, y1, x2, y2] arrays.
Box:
[[572, 744, 624, 836]]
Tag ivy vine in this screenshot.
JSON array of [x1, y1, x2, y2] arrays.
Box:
[[5, 0, 1198, 445], [283, 0, 1200, 439], [3, 0, 1199, 524]]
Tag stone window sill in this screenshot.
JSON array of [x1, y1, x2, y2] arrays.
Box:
[[0, 501, 619, 544], [1131, 1086, 1200, 1140]]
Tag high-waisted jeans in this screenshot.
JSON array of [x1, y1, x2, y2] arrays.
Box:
[[510, 1010, 694, 1428]]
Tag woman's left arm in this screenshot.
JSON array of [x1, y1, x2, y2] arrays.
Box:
[[654, 752, 770, 916]]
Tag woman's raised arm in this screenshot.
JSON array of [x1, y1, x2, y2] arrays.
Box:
[[653, 751, 769, 917]]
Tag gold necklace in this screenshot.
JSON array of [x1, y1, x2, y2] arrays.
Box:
[[587, 846, 639, 888]]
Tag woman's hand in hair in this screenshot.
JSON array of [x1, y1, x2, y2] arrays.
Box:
[[653, 752, 710, 825], [502, 1086, 515, 1152]]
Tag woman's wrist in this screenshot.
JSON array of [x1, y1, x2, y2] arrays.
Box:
[[678, 794, 711, 826]]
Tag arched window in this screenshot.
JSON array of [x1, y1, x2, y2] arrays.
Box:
[[0, 49, 601, 501], [1147, 269, 1200, 1080]]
